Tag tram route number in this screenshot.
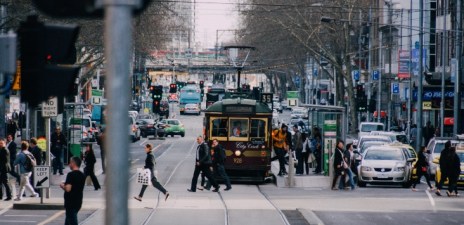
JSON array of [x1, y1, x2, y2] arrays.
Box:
[[233, 158, 243, 164]]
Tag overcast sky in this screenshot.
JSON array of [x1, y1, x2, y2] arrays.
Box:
[[195, 0, 239, 48]]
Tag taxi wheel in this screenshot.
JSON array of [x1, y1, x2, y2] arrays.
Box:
[[402, 181, 412, 188]]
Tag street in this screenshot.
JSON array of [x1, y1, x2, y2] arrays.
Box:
[[0, 106, 462, 225]]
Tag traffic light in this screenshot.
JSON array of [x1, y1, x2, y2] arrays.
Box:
[[152, 85, 163, 100], [356, 84, 365, 97], [402, 103, 407, 111], [368, 99, 376, 113], [153, 100, 160, 113], [18, 15, 80, 107], [199, 80, 204, 89], [169, 83, 177, 93]]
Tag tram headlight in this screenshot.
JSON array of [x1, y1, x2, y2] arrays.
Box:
[[234, 150, 241, 157]]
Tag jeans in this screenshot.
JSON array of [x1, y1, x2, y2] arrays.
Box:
[[295, 150, 304, 174], [65, 207, 79, 225], [190, 164, 218, 191], [339, 168, 355, 189], [139, 176, 167, 197], [52, 148, 63, 174], [275, 147, 286, 174]]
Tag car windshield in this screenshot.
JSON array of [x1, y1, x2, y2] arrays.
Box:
[[137, 115, 152, 119], [360, 141, 388, 153], [185, 104, 197, 108], [168, 120, 180, 125], [396, 135, 408, 144], [361, 124, 384, 132], [365, 150, 404, 161]]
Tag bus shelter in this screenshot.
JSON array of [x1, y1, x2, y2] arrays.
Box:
[[300, 104, 347, 177]]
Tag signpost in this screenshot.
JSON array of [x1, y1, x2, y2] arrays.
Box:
[[34, 166, 50, 203], [41, 97, 58, 117], [287, 91, 299, 107], [41, 97, 57, 200], [323, 120, 337, 177]]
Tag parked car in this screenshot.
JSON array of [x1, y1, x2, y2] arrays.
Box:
[[356, 135, 392, 150], [129, 110, 138, 119], [290, 107, 307, 119], [137, 119, 157, 138], [370, 131, 408, 144], [357, 146, 415, 188], [358, 122, 385, 138], [184, 103, 201, 115], [426, 137, 464, 178], [273, 101, 283, 113], [159, 119, 185, 137], [136, 114, 154, 120], [281, 100, 289, 110], [129, 115, 140, 142]]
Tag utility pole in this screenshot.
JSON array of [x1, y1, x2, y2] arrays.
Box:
[[440, 0, 448, 137], [103, 0, 133, 224], [0, 4, 6, 138], [367, 6, 372, 122], [407, 0, 413, 140], [417, 0, 424, 151], [454, 0, 462, 135], [387, 0, 393, 131]]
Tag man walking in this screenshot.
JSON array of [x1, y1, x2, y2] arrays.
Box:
[[96, 128, 106, 174], [51, 127, 66, 175], [210, 139, 231, 191], [436, 141, 452, 196], [6, 135, 19, 184], [188, 136, 220, 192], [292, 125, 304, 175], [14, 141, 39, 201], [60, 157, 85, 225], [0, 139, 12, 200], [331, 139, 345, 190]]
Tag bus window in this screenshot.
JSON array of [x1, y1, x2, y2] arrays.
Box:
[[211, 118, 228, 139], [229, 118, 249, 139], [250, 119, 266, 138]]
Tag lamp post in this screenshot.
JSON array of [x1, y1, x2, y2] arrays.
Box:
[[224, 45, 255, 92]]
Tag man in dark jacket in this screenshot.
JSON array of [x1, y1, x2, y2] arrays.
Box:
[[331, 139, 345, 190], [0, 139, 12, 200], [436, 141, 452, 196], [51, 127, 66, 175], [6, 134, 19, 184], [30, 138, 43, 165], [292, 125, 304, 175], [209, 139, 231, 191], [188, 136, 219, 192]]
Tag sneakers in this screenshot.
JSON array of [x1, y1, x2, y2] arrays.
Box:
[[30, 193, 39, 198], [435, 190, 442, 196], [187, 189, 196, 192], [411, 188, 417, 192], [4, 197, 12, 201], [14, 198, 21, 201], [446, 191, 452, 197], [212, 187, 220, 192], [224, 187, 232, 191], [133, 196, 142, 202]]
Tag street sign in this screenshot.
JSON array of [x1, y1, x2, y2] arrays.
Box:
[[353, 70, 360, 81], [41, 97, 58, 117], [33, 166, 50, 188], [313, 68, 318, 77], [392, 83, 399, 94], [372, 70, 379, 80]]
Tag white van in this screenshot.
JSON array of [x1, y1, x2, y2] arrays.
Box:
[[358, 122, 384, 138]]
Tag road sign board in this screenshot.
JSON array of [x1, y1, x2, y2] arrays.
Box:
[[41, 97, 58, 117], [372, 70, 379, 80], [353, 70, 360, 81], [392, 83, 399, 94], [34, 166, 50, 188]]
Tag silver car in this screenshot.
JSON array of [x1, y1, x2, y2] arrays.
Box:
[[358, 146, 414, 188], [184, 103, 201, 115]]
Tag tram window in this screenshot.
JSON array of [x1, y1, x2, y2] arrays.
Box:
[[250, 119, 266, 138], [229, 119, 249, 138], [211, 118, 228, 137]]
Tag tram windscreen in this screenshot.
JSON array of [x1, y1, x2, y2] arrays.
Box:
[[250, 119, 266, 138]]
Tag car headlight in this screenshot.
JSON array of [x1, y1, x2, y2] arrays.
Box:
[[394, 167, 405, 172], [361, 166, 372, 171]]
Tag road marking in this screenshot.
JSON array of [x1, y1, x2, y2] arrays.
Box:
[[0, 220, 36, 223], [425, 190, 437, 213], [79, 209, 100, 225], [139, 139, 148, 146], [0, 204, 12, 216], [37, 211, 65, 225], [4, 215, 47, 217]]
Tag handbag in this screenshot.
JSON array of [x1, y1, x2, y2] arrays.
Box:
[[136, 168, 152, 185], [421, 166, 427, 172]]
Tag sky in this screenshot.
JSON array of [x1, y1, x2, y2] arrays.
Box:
[[194, 0, 240, 49]]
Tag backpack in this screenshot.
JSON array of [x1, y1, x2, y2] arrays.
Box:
[[24, 153, 37, 172]]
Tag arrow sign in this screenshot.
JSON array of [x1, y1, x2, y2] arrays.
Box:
[[36, 177, 48, 187]]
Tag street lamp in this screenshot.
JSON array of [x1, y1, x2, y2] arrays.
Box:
[[224, 45, 255, 92]]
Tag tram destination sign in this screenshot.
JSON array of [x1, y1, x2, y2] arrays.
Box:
[[224, 105, 254, 114]]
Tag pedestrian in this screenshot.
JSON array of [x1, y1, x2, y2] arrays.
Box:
[[188, 136, 220, 192], [14, 141, 39, 201], [410, 124, 417, 147], [6, 134, 20, 184], [83, 144, 101, 191], [29, 138, 43, 197], [331, 139, 345, 190], [96, 128, 105, 174], [134, 144, 169, 201], [446, 147, 461, 197], [412, 146, 434, 191], [339, 143, 355, 190], [6, 120, 18, 139], [0, 139, 12, 200], [270, 127, 280, 162], [51, 127, 66, 175], [423, 121, 435, 146], [436, 141, 452, 196], [312, 127, 322, 174], [209, 139, 231, 191], [272, 124, 289, 176], [292, 124, 304, 175], [301, 132, 311, 175], [60, 157, 85, 225]]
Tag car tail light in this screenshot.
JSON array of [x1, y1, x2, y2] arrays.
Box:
[[132, 125, 137, 132], [147, 124, 154, 128]]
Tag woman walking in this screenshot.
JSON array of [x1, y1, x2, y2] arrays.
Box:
[[83, 144, 101, 190], [134, 144, 169, 201], [412, 146, 433, 191]]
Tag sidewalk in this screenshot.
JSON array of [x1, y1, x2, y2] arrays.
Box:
[[271, 161, 330, 188]]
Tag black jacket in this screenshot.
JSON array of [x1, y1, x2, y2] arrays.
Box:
[[439, 147, 451, 172], [144, 151, 156, 172], [197, 142, 212, 165], [416, 152, 429, 168], [30, 146, 43, 165], [0, 147, 11, 173], [84, 150, 97, 168], [51, 132, 67, 150], [7, 141, 17, 168], [333, 147, 344, 169], [212, 144, 226, 165]]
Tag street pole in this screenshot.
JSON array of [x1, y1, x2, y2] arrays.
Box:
[[0, 4, 6, 138], [453, 0, 462, 135], [440, 0, 448, 137], [367, 6, 372, 122], [103, 1, 133, 224], [237, 68, 242, 91], [387, 0, 393, 131], [45, 117, 51, 199], [407, 0, 412, 140], [417, 0, 424, 151], [377, 31, 382, 122]]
